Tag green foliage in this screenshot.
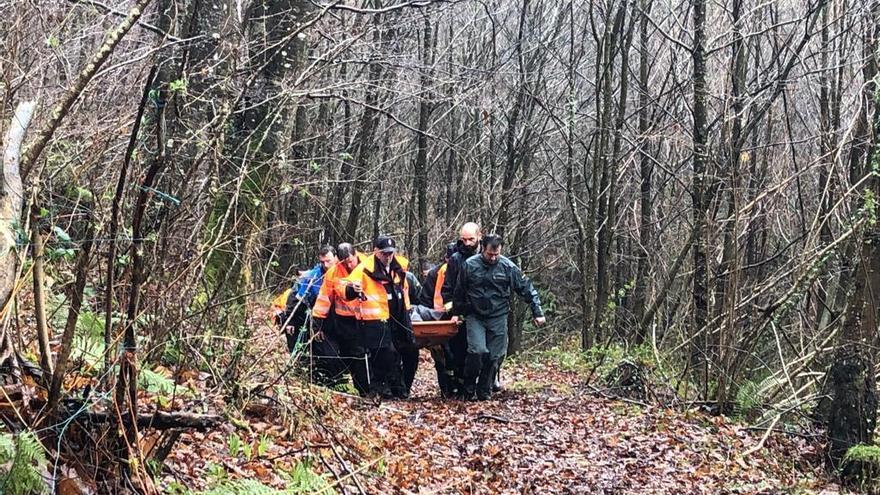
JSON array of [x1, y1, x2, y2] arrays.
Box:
[[735, 379, 762, 414], [285, 459, 333, 493], [845, 444, 880, 464], [226, 433, 241, 458], [194, 459, 333, 494], [257, 435, 272, 458], [203, 462, 228, 484], [138, 368, 190, 397], [67, 309, 118, 372], [200, 480, 282, 495], [164, 480, 192, 495], [865, 189, 878, 227], [169, 78, 187, 94], [538, 346, 592, 373], [47, 226, 75, 261], [0, 432, 49, 494], [842, 444, 880, 491]]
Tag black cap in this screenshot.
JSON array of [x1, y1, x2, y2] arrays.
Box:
[[373, 235, 397, 253]]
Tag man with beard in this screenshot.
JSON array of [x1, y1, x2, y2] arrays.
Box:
[[452, 234, 546, 400], [440, 222, 482, 398]]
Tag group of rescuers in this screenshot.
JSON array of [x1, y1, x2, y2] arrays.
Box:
[[273, 222, 546, 401]]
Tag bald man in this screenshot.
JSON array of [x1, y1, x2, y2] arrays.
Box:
[[438, 222, 482, 398]]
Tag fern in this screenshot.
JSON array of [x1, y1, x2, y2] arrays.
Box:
[[0, 431, 49, 494], [195, 459, 334, 494], [200, 479, 284, 495]]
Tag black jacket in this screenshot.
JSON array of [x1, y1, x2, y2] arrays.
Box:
[[452, 254, 544, 319], [440, 241, 478, 311]]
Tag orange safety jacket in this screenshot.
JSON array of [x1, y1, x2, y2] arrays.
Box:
[[343, 254, 411, 321], [312, 252, 367, 319], [271, 288, 292, 324], [433, 263, 447, 312]]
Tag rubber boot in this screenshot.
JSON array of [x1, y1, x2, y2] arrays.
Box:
[[477, 358, 500, 401], [461, 352, 483, 401]]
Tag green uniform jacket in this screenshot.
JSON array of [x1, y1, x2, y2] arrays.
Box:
[[452, 254, 544, 319]]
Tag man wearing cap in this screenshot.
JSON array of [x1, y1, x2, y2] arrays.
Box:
[[452, 234, 546, 400], [312, 243, 369, 394], [343, 235, 413, 399]]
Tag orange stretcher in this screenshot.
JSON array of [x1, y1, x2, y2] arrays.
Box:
[[413, 320, 460, 348]]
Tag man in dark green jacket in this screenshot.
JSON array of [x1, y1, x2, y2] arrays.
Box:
[[452, 234, 545, 400]]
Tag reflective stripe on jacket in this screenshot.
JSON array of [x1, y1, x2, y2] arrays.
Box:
[[343, 254, 411, 321], [433, 263, 447, 312], [312, 252, 367, 319]]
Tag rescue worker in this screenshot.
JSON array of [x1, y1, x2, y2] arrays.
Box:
[[343, 235, 413, 399], [452, 234, 546, 400], [281, 245, 337, 352], [441, 222, 482, 398], [281, 245, 345, 386], [417, 242, 459, 397], [312, 243, 369, 394]]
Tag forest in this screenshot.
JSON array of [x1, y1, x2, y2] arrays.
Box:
[[1, 0, 880, 492]]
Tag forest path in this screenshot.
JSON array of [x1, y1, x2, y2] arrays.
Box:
[[357, 353, 836, 494], [161, 327, 837, 494]]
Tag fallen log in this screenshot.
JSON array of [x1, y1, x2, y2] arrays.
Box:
[[84, 410, 223, 431]]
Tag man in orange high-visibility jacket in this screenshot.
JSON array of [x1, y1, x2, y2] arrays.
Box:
[[312, 243, 369, 395], [343, 235, 413, 399], [416, 242, 459, 397]]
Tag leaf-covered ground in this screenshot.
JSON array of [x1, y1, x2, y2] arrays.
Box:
[[156, 325, 842, 494], [360, 359, 836, 494]]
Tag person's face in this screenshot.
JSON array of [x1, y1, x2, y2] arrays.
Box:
[[342, 254, 359, 271], [376, 250, 395, 267], [481, 244, 501, 264], [460, 228, 481, 249], [319, 253, 337, 271]]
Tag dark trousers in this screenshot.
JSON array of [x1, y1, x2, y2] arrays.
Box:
[[429, 344, 457, 397], [447, 322, 468, 395], [397, 343, 419, 395], [463, 314, 507, 399], [335, 316, 369, 395], [361, 321, 402, 397], [308, 337, 347, 387]]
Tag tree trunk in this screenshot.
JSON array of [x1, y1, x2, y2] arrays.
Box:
[[690, 0, 710, 394], [826, 0, 880, 472], [632, 0, 653, 345], [414, 14, 434, 271]]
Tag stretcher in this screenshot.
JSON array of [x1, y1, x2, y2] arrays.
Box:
[[412, 320, 460, 347]]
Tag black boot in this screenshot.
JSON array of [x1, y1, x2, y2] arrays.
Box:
[[477, 358, 500, 401], [461, 352, 483, 400]]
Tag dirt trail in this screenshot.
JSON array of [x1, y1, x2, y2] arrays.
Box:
[[162, 332, 838, 494], [358, 353, 836, 494]]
